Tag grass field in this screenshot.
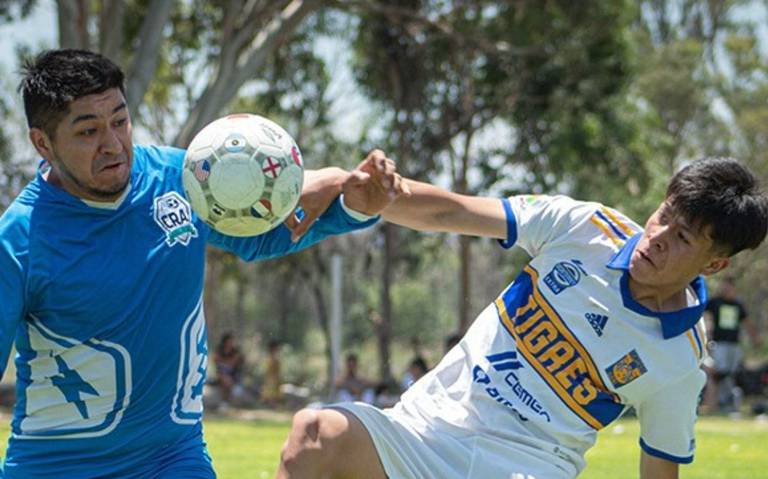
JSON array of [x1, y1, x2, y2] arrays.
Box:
[[0, 415, 766, 478]]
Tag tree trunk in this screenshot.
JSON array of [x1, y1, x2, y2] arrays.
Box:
[[57, 0, 90, 49], [124, 0, 175, 115], [456, 128, 474, 332], [174, 0, 324, 147], [458, 235, 472, 333], [377, 223, 394, 384], [99, 0, 125, 61]]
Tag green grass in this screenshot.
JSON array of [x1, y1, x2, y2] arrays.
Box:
[[0, 416, 766, 478]]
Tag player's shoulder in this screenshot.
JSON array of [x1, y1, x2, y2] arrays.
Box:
[[0, 184, 36, 239], [580, 201, 642, 245], [133, 144, 186, 173], [0, 195, 33, 266]]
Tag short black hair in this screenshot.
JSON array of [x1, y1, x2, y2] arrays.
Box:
[[18, 49, 125, 138], [666, 157, 768, 256]]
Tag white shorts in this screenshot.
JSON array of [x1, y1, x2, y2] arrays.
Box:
[[335, 402, 577, 479]]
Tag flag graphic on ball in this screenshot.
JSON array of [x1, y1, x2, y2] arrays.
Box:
[[262, 157, 282, 178], [291, 145, 302, 166], [194, 160, 211, 181]]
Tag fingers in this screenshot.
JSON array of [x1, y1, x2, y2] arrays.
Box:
[[363, 149, 398, 194], [290, 214, 313, 242], [284, 207, 316, 243]]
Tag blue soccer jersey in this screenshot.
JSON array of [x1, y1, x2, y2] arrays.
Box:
[[0, 144, 377, 478]]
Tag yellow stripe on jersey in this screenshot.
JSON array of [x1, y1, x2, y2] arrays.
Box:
[[590, 216, 623, 246], [685, 330, 701, 360], [600, 207, 636, 237], [496, 266, 619, 430]]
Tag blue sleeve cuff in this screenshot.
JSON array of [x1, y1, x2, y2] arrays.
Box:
[[497, 197, 517, 249], [639, 437, 694, 464]]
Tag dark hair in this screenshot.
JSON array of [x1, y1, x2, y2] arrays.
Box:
[[217, 332, 236, 356], [18, 49, 125, 138], [410, 357, 428, 374], [666, 157, 768, 256]]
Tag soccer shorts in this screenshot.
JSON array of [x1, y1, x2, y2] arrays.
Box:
[[335, 401, 578, 479]]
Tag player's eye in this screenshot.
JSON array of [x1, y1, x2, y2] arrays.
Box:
[[678, 231, 690, 244], [114, 118, 128, 128], [78, 128, 97, 137]]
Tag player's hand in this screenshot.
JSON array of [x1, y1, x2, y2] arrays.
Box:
[[284, 167, 370, 242], [342, 149, 411, 216]]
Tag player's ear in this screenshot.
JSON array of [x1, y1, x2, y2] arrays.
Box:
[[701, 256, 729, 276], [29, 128, 54, 161]]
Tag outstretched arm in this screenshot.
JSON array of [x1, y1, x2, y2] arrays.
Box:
[[380, 179, 508, 239]]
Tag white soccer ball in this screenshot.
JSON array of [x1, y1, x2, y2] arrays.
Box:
[[182, 113, 304, 237]]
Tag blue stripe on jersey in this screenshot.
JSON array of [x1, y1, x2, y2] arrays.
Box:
[[594, 210, 628, 240], [640, 437, 694, 464], [691, 327, 703, 358], [498, 198, 517, 249], [496, 268, 625, 430]]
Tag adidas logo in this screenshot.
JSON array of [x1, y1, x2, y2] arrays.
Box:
[[585, 312, 608, 337], [486, 351, 523, 371]]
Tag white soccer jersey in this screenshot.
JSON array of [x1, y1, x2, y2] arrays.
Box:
[[393, 195, 707, 475]]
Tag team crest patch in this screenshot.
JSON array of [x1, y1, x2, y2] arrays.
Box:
[[154, 192, 198, 246], [606, 349, 647, 388]]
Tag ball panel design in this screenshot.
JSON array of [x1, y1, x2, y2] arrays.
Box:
[[270, 164, 303, 218], [208, 153, 265, 210], [181, 113, 304, 237]]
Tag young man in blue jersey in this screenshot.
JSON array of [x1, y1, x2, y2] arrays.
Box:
[[279, 158, 768, 479], [0, 49, 403, 479]]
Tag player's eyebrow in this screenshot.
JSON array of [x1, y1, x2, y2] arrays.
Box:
[[71, 102, 127, 125]]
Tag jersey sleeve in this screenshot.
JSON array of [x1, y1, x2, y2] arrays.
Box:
[[207, 196, 378, 261], [636, 368, 706, 464], [0, 238, 25, 382], [499, 195, 589, 256]]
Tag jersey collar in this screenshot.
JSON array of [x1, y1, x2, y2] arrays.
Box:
[[606, 233, 708, 339]]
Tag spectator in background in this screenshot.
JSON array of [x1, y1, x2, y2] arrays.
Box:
[[261, 340, 283, 407], [703, 276, 762, 413], [214, 332, 245, 406], [401, 356, 429, 391], [445, 332, 462, 353], [336, 353, 375, 403]]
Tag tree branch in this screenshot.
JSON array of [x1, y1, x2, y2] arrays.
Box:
[[124, 0, 174, 114]]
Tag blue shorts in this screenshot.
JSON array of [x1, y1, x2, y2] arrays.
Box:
[[2, 435, 215, 479]]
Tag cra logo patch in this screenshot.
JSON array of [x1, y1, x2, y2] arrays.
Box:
[[154, 191, 198, 246], [606, 349, 647, 388]]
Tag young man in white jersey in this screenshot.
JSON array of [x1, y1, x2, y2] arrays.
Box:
[[278, 157, 768, 479]]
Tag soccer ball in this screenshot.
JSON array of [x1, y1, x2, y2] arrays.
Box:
[[181, 113, 304, 237]]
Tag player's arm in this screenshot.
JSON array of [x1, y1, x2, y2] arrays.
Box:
[[286, 150, 406, 241], [380, 179, 508, 239], [0, 246, 25, 384], [640, 450, 679, 479]]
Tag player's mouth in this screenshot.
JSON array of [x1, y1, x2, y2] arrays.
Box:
[[636, 249, 655, 268], [96, 155, 128, 172]]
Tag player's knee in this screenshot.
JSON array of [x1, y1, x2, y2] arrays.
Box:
[[280, 409, 325, 472], [280, 408, 350, 475]]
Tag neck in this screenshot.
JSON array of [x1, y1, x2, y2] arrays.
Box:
[[628, 276, 689, 312]]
